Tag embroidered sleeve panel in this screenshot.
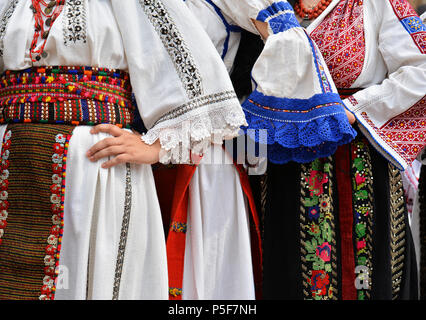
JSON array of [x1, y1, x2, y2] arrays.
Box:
[[385, 0, 426, 54], [140, 0, 203, 100], [113, 0, 246, 164], [62, 0, 87, 46], [0, 0, 19, 57], [310, 0, 366, 89]]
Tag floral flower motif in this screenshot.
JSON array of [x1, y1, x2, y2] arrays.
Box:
[[308, 222, 321, 236], [52, 164, 63, 174], [357, 239, 366, 251], [53, 143, 65, 155], [306, 170, 329, 196], [319, 194, 331, 213], [1, 169, 9, 180], [50, 225, 61, 236], [0, 179, 9, 190], [0, 210, 7, 219], [45, 245, 57, 256], [43, 275, 54, 286], [2, 139, 11, 150], [52, 174, 61, 184], [44, 266, 56, 277], [51, 203, 61, 214], [4, 130, 12, 141], [51, 153, 63, 164], [50, 184, 61, 194], [44, 255, 55, 266], [47, 234, 58, 245], [50, 194, 61, 204], [0, 200, 9, 211], [41, 284, 52, 295], [316, 242, 332, 262], [1, 158, 9, 168], [55, 133, 66, 144], [355, 173, 366, 185], [308, 206, 320, 221], [0, 190, 7, 200], [310, 270, 330, 296], [51, 214, 61, 225]]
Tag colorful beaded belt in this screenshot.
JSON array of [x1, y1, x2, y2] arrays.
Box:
[[0, 66, 135, 128]]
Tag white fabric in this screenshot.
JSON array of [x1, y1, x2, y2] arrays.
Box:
[[402, 160, 421, 221], [54, 127, 168, 300], [182, 146, 254, 300], [182, 0, 339, 300], [0, 0, 246, 164], [307, 0, 426, 170], [0, 0, 245, 299], [181, 0, 268, 300], [207, 0, 339, 100], [183, 0, 241, 73]]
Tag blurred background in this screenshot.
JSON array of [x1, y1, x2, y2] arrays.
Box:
[[410, 0, 426, 15]]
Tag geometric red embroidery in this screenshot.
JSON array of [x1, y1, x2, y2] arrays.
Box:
[[310, 0, 366, 89], [388, 0, 426, 54], [361, 96, 426, 166]]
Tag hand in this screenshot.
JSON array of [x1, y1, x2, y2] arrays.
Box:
[[346, 110, 356, 125], [86, 124, 161, 169], [252, 19, 269, 39]]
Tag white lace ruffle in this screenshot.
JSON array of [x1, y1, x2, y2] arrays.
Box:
[[141, 96, 247, 164]]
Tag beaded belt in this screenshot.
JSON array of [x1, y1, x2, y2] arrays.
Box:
[[0, 66, 135, 128]]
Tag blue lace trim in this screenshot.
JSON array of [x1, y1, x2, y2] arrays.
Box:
[[256, 1, 300, 34], [242, 90, 357, 164]]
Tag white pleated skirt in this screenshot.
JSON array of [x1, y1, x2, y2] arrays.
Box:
[[50, 126, 168, 300]]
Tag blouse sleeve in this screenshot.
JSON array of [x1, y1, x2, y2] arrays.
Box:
[[213, 0, 357, 164], [0, 0, 18, 72], [342, 0, 426, 170], [111, 0, 246, 164]]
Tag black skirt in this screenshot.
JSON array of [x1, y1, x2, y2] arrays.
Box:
[[252, 133, 418, 300]]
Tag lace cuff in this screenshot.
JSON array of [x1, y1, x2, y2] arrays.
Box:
[[141, 91, 247, 164], [242, 91, 357, 164]]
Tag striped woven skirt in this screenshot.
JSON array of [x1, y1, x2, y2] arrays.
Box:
[[0, 66, 168, 300]]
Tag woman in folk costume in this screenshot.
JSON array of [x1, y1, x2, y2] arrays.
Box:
[[251, 0, 425, 300], [158, 0, 357, 299], [0, 0, 247, 300]]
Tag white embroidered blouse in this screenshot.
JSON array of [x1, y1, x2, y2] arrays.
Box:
[[187, 0, 426, 170], [0, 0, 247, 164]]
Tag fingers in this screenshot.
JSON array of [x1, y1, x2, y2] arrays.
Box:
[[86, 137, 122, 158], [100, 154, 131, 169], [90, 124, 124, 137], [345, 110, 356, 125], [87, 145, 126, 162], [252, 19, 269, 39]]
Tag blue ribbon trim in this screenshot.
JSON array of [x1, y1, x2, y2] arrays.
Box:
[[242, 90, 346, 122]]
